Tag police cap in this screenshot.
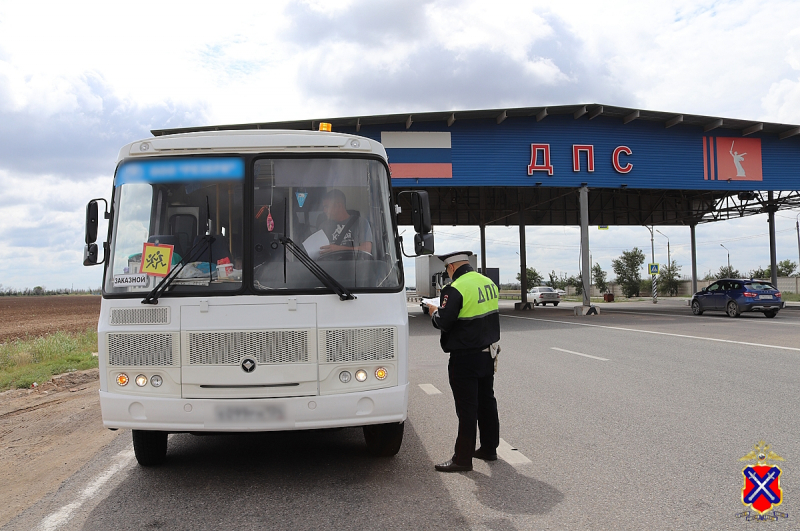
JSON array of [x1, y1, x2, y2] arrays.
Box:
[[436, 250, 473, 265]]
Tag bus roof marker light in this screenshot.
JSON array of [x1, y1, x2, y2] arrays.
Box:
[[319, 123, 332, 132], [349, 139, 360, 148]]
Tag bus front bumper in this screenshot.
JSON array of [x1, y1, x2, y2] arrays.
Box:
[[99, 384, 409, 432]]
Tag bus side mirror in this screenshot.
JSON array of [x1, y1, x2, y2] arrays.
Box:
[[84, 198, 109, 266], [410, 191, 431, 234], [86, 200, 99, 244], [84, 244, 99, 266], [414, 233, 434, 255]]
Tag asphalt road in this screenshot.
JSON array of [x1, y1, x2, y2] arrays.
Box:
[[6, 299, 799, 530]]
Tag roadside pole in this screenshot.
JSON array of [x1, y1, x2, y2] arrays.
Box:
[[647, 226, 657, 304]]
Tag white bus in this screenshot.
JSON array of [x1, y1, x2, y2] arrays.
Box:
[[83, 127, 434, 466]]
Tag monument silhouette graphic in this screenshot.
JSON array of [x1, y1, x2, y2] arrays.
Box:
[[730, 141, 747, 177]]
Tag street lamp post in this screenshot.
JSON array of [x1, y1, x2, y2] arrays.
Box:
[[656, 229, 670, 269], [796, 213, 800, 271], [720, 244, 730, 273]]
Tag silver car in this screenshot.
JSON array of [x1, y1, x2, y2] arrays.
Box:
[[529, 286, 561, 306]]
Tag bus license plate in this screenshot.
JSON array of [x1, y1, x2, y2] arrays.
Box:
[[212, 403, 288, 427]]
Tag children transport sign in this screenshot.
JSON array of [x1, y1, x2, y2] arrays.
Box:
[[140, 242, 173, 277]]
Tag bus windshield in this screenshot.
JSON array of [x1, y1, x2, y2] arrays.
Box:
[[104, 156, 401, 295], [252, 157, 401, 292], [105, 157, 245, 294]]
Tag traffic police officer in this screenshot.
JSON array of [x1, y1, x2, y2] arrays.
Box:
[[426, 251, 500, 472]]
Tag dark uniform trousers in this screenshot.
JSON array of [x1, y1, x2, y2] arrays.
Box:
[[448, 347, 500, 466]]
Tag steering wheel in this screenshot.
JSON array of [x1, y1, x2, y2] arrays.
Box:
[[317, 250, 373, 261]]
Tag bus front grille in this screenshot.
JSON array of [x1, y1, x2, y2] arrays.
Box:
[[108, 333, 177, 366], [110, 307, 170, 325], [187, 330, 309, 365], [321, 327, 396, 363]]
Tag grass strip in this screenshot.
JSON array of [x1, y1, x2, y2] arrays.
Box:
[[0, 329, 98, 391]]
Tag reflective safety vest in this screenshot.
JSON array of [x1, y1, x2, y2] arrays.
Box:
[[450, 271, 499, 320]]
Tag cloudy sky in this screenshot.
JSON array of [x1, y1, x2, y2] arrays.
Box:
[[1, 0, 800, 290]]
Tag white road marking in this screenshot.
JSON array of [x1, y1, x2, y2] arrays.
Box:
[[603, 309, 800, 325], [504, 314, 800, 352], [418, 383, 442, 395], [551, 347, 609, 361], [37, 449, 135, 531], [496, 438, 532, 465]]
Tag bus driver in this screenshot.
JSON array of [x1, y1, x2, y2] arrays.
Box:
[[319, 189, 373, 255]]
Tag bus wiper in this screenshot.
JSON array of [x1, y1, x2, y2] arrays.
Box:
[[142, 235, 215, 305], [279, 236, 355, 301]]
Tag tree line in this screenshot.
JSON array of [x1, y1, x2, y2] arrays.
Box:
[[0, 285, 101, 296], [510, 250, 798, 298]]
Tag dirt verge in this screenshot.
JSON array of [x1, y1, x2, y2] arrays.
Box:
[[0, 369, 121, 527]]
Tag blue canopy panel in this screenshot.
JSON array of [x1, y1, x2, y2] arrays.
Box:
[[355, 115, 800, 191]]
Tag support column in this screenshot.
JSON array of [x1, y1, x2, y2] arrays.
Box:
[[515, 202, 532, 310], [573, 186, 597, 315], [690, 224, 698, 294], [480, 223, 487, 274], [768, 191, 778, 287], [580, 186, 591, 308]]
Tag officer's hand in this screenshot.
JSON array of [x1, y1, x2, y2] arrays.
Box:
[[426, 303, 437, 314]]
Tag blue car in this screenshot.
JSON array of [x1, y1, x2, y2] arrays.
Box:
[[691, 278, 783, 318]]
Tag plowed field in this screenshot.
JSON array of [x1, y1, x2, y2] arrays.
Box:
[[0, 295, 100, 343]]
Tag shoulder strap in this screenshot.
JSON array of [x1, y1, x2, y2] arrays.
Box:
[[331, 211, 360, 245]]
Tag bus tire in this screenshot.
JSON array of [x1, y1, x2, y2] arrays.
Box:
[[363, 421, 404, 457], [132, 430, 168, 466]]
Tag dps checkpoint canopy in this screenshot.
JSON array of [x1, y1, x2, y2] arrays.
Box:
[[152, 103, 800, 226]]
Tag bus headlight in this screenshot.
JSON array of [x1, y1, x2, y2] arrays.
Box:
[[116, 373, 129, 386], [150, 375, 163, 387], [375, 367, 388, 380], [339, 371, 351, 383], [355, 369, 368, 382], [135, 374, 148, 387]]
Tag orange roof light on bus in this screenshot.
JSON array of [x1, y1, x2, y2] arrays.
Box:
[[319, 122, 332, 132]]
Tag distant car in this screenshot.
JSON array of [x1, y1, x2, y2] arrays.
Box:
[[555, 289, 567, 297], [691, 279, 783, 318], [529, 286, 561, 306]]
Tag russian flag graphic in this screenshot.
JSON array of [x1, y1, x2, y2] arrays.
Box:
[[381, 132, 452, 179]]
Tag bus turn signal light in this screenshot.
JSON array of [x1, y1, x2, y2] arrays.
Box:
[[375, 367, 388, 380], [116, 373, 129, 386], [319, 122, 332, 132]]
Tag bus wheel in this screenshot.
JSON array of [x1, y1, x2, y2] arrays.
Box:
[[132, 430, 168, 466], [363, 422, 404, 457]]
